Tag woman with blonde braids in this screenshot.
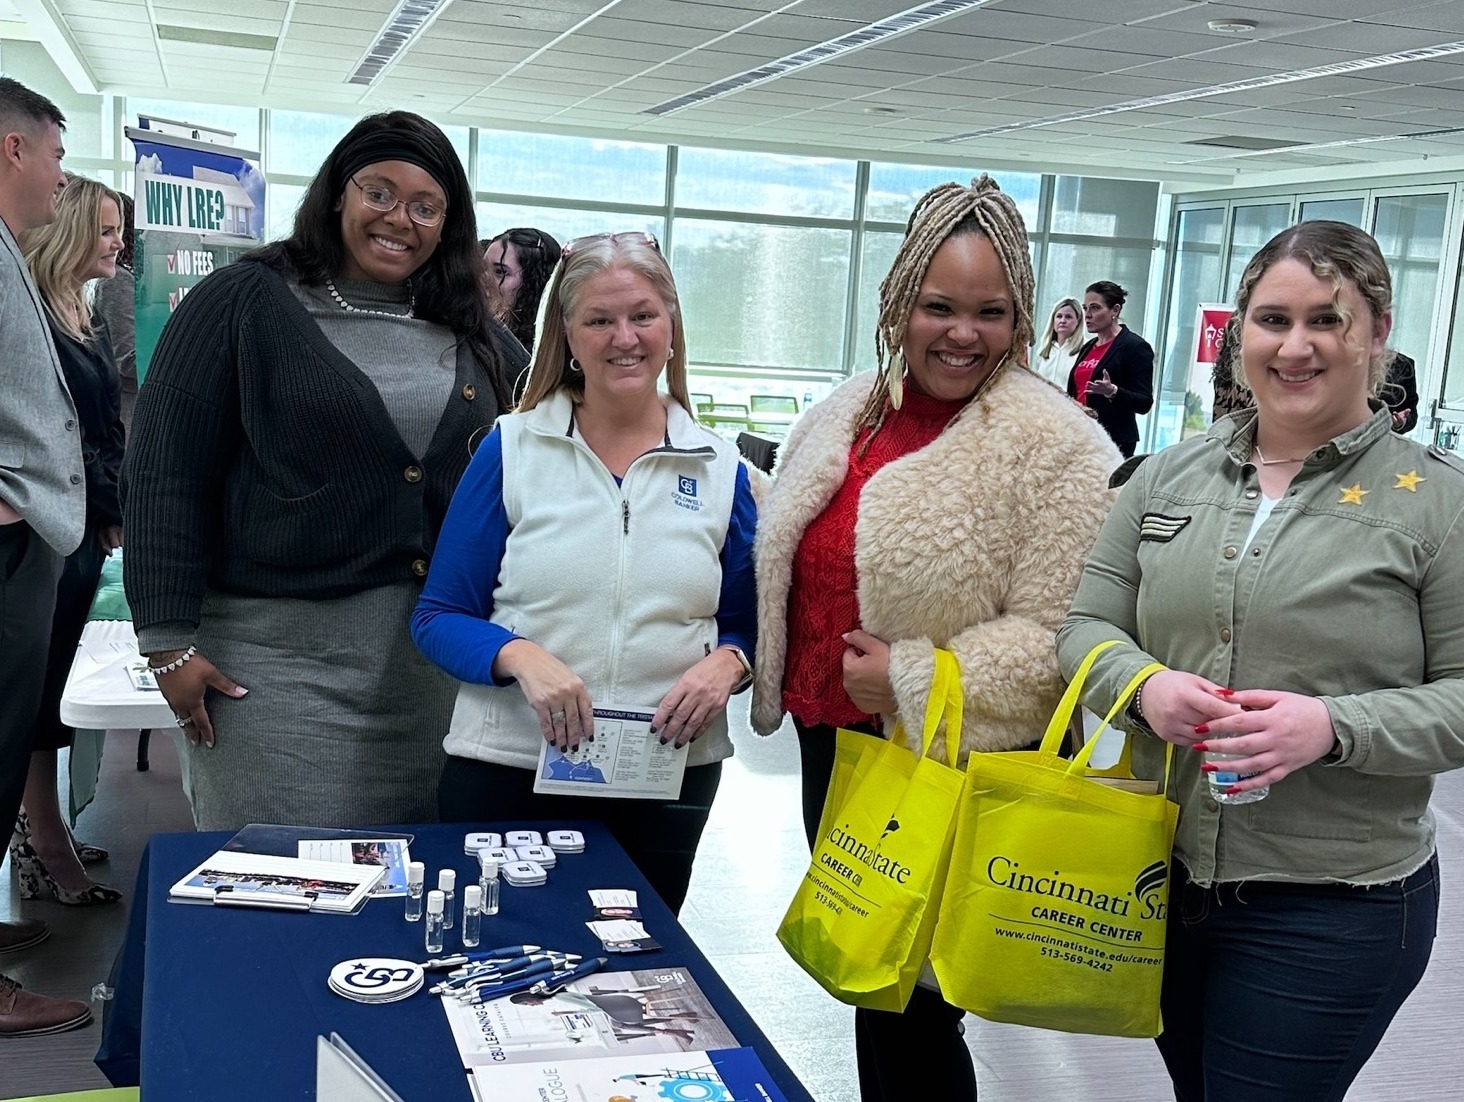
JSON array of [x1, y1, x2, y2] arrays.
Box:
[[752, 175, 1119, 1100]]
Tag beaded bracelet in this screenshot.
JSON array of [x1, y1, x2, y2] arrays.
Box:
[[1127, 673, 1157, 732], [148, 645, 197, 676]]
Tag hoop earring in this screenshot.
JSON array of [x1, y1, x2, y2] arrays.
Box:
[[569, 358, 582, 373]]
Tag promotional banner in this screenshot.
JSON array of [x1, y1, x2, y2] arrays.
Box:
[[1185, 303, 1234, 438], [126, 121, 266, 382]]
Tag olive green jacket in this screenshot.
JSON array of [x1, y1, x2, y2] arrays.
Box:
[[1058, 406, 1464, 886]]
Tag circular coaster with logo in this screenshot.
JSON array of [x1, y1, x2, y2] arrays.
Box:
[[328, 958, 425, 1004]]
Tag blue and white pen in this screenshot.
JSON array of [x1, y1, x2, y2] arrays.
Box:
[[441, 952, 581, 985], [435, 955, 584, 996], [462, 957, 607, 1006], [422, 944, 542, 971], [435, 957, 562, 996]]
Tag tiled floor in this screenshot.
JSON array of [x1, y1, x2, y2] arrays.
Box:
[[6, 699, 1464, 1098]]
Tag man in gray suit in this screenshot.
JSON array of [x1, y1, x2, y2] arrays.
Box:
[[0, 76, 91, 1037]]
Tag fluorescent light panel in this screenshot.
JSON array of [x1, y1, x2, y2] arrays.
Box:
[[939, 39, 1464, 143], [348, 0, 452, 87], [644, 0, 998, 117], [1169, 125, 1464, 165]]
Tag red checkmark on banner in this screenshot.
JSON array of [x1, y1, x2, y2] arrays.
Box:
[[166, 253, 176, 273]]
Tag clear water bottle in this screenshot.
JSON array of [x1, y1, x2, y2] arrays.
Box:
[[1206, 740, 1269, 805]]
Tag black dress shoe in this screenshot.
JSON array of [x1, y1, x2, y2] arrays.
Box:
[[0, 919, 49, 956]]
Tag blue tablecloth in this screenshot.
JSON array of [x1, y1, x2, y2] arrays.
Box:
[[96, 822, 813, 1101]]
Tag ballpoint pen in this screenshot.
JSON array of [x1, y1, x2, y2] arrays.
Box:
[[432, 956, 565, 996], [460, 957, 608, 1006], [441, 952, 581, 983], [432, 952, 582, 992], [421, 944, 543, 970]]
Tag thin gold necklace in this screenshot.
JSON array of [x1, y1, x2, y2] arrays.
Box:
[[1253, 444, 1306, 466]]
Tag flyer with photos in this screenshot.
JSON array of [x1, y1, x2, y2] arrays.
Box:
[[442, 967, 736, 1067]]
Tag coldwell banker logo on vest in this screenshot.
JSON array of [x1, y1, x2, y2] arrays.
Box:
[[672, 475, 702, 512]]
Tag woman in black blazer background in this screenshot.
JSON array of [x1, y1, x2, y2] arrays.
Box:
[[1067, 280, 1154, 457]]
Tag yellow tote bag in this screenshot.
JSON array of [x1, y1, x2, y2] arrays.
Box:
[[777, 649, 964, 1012], [929, 642, 1177, 1038]]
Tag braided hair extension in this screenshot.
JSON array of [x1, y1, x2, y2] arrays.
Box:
[[856, 174, 1036, 447]]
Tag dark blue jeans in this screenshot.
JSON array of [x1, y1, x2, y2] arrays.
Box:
[[1157, 855, 1439, 1102]]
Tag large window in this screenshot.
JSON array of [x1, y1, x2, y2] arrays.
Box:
[[676, 148, 856, 219], [1153, 207, 1225, 451], [478, 130, 665, 206], [853, 231, 904, 375], [866, 162, 1040, 227], [1224, 203, 1290, 298], [673, 221, 851, 371], [1374, 193, 1449, 371], [1299, 197, 1365, 226]]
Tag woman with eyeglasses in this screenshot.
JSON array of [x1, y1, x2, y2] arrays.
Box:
[[1067, 280, 1155, 457], [412, 231, 757, 914], [122, 112, 526, 830], [482, 227, 561, 355]]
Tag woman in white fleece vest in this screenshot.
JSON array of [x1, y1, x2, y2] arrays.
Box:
[[412, 232, 757, 914], [752, 177, 1119, 1101]]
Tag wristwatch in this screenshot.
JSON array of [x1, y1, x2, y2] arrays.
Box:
[[719, 644, 754, 694]]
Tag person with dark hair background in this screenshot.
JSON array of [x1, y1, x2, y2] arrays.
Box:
[[1068, 279, 1155, 457], [122, 111, 525, 830], [1383, 349, 1419, 433], [483, 226, 560, 354]]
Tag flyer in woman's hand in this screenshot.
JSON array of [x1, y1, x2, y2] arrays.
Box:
[[533, 707, 687, 799]]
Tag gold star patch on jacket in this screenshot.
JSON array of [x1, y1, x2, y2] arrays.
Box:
[[1395, 470, 1426, 492], [1339, 483, 1369, 505], [1139, 513, 1192, 542]]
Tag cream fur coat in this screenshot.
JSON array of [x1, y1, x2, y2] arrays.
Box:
[[751, 367, 1120, 759]]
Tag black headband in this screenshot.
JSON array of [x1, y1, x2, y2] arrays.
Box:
[[333, 128, 456, 199]]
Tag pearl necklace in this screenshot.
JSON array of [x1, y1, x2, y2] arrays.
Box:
[[1253, 445, 1306, 466], [325, 277, 415, 319]]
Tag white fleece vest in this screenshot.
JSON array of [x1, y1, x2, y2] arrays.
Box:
[[443, 391, 742, 770]]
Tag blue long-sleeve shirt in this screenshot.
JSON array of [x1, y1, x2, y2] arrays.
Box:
[[412, 426, 758, 687]]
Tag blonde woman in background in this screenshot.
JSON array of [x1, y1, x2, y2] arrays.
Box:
[[9, 176, 125, 905], [1031, 296, 1083, 386]]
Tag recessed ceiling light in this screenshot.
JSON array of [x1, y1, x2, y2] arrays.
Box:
[[863, 105, 901, 115], [348, 0, 453, 87], [1208, 18, 1259, 33]]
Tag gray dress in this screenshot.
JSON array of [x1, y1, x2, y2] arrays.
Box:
[[179, 279, 460, 830]]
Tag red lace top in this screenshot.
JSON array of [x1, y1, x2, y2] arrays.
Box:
[[782, 388, 968, 728]]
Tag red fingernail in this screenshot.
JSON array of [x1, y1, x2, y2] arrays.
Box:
[[1193, 742, 1209, 753], [1225, 787, 1242, 796], [1215, 689, 1235, 697], [1200, 763, 1218, 773], [1194, 724, 1210, 735]]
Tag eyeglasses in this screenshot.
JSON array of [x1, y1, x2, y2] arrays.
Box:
[[350, 177, 445, 228], [561, 231, 660, 259]]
